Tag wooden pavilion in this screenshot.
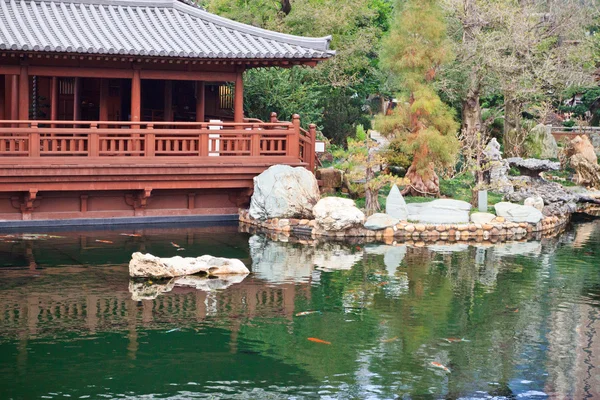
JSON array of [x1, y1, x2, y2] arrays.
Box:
[[0, 0, 333, 222]]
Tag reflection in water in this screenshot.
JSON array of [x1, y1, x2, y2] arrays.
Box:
[[0, 222, 599, 398]]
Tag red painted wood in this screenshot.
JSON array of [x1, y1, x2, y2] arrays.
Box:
[[196, 81, 205, 122], [18, 64, 28, 120], [0, 75, 4, 120], [234, 70, 244, 123]]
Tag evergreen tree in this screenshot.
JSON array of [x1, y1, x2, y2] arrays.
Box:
[[376, 0, 459, 196]]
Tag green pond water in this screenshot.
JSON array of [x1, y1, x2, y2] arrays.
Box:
[[0, 221, 599, 399]]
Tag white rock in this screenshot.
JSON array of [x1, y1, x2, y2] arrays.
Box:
[[407, 199, 471, 224], [364, 213, 399, 230], [249, 165, 320, 220], [494, 202, 543, 224], [470, 212, 496, 224], [524, 196, 544, 211], [313, 197, 365, 231], [129, 252, 250, 278], [386, 184, 408, 220]]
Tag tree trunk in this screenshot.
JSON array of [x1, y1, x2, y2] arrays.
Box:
[[364, 150, 380, 216], [503, 95, 523, 157], [280, 0, 291, 14], [461, 88, 481, 140], [401, 162, 440, 197]]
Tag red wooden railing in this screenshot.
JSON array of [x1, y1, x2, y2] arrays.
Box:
[[0, 116, 316, 170]]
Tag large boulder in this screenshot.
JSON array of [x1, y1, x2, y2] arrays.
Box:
[[249, 165, 320, 220], [313, 197, 365, 231], [525, 124, 558, 159], [589, 132, 600, 156], [364, 213, 399, 230], [316, 168, 343, 194], [566, 135, 597, 164], [494, 202, 543, 224], [470, 212, 496, 224], [524, 196, 544, 211], [129, 252, 250, 278], [386, 184, 408, 220], [506, 157, 560, 177], [407, 199, 471, 224]]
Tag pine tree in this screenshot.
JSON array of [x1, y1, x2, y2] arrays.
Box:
[[376, 0, 459, 196]]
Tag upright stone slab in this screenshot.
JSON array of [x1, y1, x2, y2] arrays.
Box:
[[386, 184, 408, 220]]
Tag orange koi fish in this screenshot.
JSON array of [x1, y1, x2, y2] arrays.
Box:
[[171, 242, 181, 248], [308, 337, 331, 345], [444, 338, 470, 343], [431, 362, 451, 373], [295, 311, 321, 317], [95, 240, 113, 244]]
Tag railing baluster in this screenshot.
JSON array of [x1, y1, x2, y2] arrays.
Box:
[[199, 124, 208, 156], [146, 124, 155, 157], [288, 114, 300, 159], [90, 123, 99, 157], [30, 122, 40, 157]]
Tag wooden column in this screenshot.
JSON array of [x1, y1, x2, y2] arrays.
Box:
[[0, 75, 5, 120], [234, 69, 244, 123], [99, 78, 109, 126], [289, 114, 300, 159], [10, 75, 18, 122], [164, 80, 172, 122], [50, 77, 58, 125], [196, 81, 205, 122], [18, 63, 29, 120], [131, 69, 141, 122], [73, 77, 81, 121]]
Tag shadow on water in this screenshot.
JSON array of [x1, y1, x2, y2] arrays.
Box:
[[0, 221, 599, 399]]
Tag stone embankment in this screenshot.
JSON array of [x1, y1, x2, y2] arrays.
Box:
[[239, 209, 569, 244]]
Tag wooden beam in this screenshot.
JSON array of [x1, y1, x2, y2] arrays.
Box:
[[164, 80, 172, 122], [131, 69, 141, 122], [99, 78, 109, 122], [234, 69, 244, 123], [73, 77, 82, 121], [196, 81, 205, 122], [0, 65, 20, 75], [141, 70, 236, 81], [29, 66, 133, 79], [18, 63, 29, 120]]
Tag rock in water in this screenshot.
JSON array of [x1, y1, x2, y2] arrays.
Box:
[[525, 124, 558, 159], [470, 212, 496, 224], [249, 165, 320, 220], [313, 197, 365, 231], [494, 202, 543, 224], [524, 196, 544, 211], [386, 184, 408, 220], [407, 199, 471, 224], [129, 252, 250, 278], [364, 213, 400, 230]]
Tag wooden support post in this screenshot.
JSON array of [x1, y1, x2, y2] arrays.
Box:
[[131, 68, 141, 152], [10, 75, 18, 121], [18, 63, 29, 120], [99, 78, 109, 124], [50, 77, 58, 125], [234, 69, 244, 123], [196, 81, 205, 123], [146, 123, 155, 157], [308, 124, 317, 173], [29, 121, 40, 157], [131, 69, 141, 122], [0, 75, 4, 120], [89, 122, 99, 157], [164, 80, 172, 122], [73, 77, 81, 121], [289, 114, 300, 159], [250, 123, 260, 156]]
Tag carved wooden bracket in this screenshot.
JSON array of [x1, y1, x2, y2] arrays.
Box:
[[229, 188, 253, 208], [126, 188, 152, 211], [10, 189, 41, 213]]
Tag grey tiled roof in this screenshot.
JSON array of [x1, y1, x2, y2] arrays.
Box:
[[0, 0, 335, 59]]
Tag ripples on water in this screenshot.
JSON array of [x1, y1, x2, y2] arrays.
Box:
[[0, 222, 599, 399]]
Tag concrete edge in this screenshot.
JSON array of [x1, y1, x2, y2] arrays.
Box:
[[0, 214, 239, 230]]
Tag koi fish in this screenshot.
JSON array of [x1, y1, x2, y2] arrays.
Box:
[[171, 242, 181, 248], [381, 336, 398, 343], [444, 338, 470, 343], [120, 233, 142, 237], [308, 337, 331, 345], [430, 362, 451, 373], [95, 240, 113, 244], [165, 328, 180, 333], [295, 311, 321, 317]]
